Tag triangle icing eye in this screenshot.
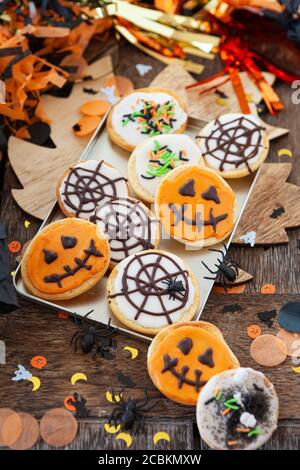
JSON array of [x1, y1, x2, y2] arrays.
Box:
[[61, 236, 77, 249], [201, 186, 220, 204], [177, 337, 193, 355], [43, 249, 58, 264], [178, 179, 195, 197], [198, 348, 214, 368]]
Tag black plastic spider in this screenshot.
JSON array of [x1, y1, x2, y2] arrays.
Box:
[[108, 388, 156, 431], [161, 276, 186, 300], [201, 244, 240, 290], [70, 310, 117, 359]]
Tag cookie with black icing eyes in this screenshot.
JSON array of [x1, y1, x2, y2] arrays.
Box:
[[147, 321, 239, 405], [106, 250, 200, 335], [196, 367, 279, 450], [196, 113, 269, 179], [21, 218, 110, 300], [107, 87, 188, 152], [155, 164, 237, 248]]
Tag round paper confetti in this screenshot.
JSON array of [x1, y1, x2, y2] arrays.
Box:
[[64, 396, 76, 412], [261, 284, 276, 294], [9, 413, 39, 450], [31, 355, 47, 369], [277, 329, 300, 357], [8, 240, 22, 253], [40, 408, 78, 447], [250, 334, 287, 367], [80, 100, 110, 116], [247, 324, 262, 339]]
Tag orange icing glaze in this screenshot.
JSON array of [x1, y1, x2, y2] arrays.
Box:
[[156, 166, 235, 242], [149, 326, 236, 405], [27, 219, 109, 294]]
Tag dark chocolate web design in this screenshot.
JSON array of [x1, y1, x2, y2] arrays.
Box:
[[92, 198, 156, 263], [199, 116, 265, 173], [109, 252, 190, 324], [162, 354, 207, 392], [43, 239, 103, 288], [62, 160, 127, 217]]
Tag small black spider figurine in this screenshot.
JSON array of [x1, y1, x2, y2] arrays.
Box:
[[161, 276, 186, 300], [202, 244, 240, 291], [70, 310, 117, 359], [108, 388, 155, 431]]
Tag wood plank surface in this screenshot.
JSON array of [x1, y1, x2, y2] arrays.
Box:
[[0, 38, 300, 450]]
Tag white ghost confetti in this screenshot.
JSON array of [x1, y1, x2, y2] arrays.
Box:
[[136, 64, 152, 76], [239, 231, 256, 247], [12, 364, 32, 381], [100, 86, 119, 105]]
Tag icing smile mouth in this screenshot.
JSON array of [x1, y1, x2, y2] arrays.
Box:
[[168, 203, 228, 232], [161, 353, 207, 392], [43, 239, 103, 288]]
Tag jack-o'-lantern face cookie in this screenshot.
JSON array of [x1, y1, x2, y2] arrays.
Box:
[[147, 322, 239, 405], [155, 165, 236, 247], [21, 218, 110, 300]]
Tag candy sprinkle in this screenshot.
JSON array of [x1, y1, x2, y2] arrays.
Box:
[[122, 100, 177, 136], [247, 427, 263, 438]]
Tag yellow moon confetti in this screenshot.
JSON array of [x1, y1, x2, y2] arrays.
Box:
[[123, 346, 139, 360], [215, 96, 228, 107], [24, 220, 31, 228], [115, 432, 132, 447], [292, 366, 300, 373], [277, 148, 293, 158], [71, 372, 87, 386], [27, 376, 41, 392], [105, 390, 122, 403], [153, 431, 171, 445], [104, 423, 121, 434]]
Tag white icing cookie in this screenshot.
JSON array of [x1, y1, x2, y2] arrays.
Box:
[[56, 160, 129, 219], [197, 113, 269, 178], [107, 249, 199, 335], [197, 367, 279, 450], [128, 134, 204, 203], [92, 197, 160, 267], [107, 87, 188, 152]]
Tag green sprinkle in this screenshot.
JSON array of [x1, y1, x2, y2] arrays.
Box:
[[215, 391, 223, 401], [247, 428, 262, 438]]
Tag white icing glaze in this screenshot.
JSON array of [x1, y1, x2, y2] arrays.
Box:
[[58, 160, 129, 219], [93, 197, 159, 263], [133, 134, 202, 200], [111, 91, 187, 147], [197, 368, 279, 450], [198, 113, 265, 173], [111, 251, 195, 328]]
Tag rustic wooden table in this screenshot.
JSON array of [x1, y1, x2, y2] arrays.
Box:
[[0, 39, 299, 450]]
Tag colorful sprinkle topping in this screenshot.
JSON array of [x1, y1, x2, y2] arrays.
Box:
[[142, 139, 188, 179], [122, 99, 177, 136]]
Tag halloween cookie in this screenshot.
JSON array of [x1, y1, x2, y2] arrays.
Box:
[[91, 197, 160, 268], [107, 250, 199, 335], [196, 113, 269, 178], [107, 87, 188, 152], [21, 218, 110, 300], [56, 160, 129, 219], [128, 134, 204, 203], [147, 321, 239, 405], [196, 367, 279, 450], [155, 164, 237, 247]]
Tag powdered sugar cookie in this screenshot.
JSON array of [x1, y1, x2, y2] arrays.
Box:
[[155, 164, 237, 248], [128, 134, 203, 203], [196, 368, 279, 450], [56, 160, 129, 219], [107, 250, 199, 335], [92, 197, 160, 268], [196, 113, 269, 178], [107, 87, 188, 152]]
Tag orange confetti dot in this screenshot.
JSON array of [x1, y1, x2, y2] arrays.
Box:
[[57, 311, 69, 319], [8, 240, 22, 253], [261, 284, 276, 294], [73, 115, 102, 137], [31, 355, 47, 369], [80, 100, 110, 116], [64, 395, 76, 412], [247, 324, 262, 339]]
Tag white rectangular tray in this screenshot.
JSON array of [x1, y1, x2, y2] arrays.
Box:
[[14, 116, 259, 342]]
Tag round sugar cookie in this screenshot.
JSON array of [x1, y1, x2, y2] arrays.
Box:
[[196, 367, 279, 450], [56, 160, 129, 219], [107, 250, 199, 335], [107, 87, 188, 152], [155, 164, 237, 247], [128, 134, 204, 203], [92, 197, 160, 268], [21, 218, 110, 300], [196, 113, 269, 178], [147, 321, 239, 405]]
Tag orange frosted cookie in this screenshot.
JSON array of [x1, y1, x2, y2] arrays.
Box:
[[155, 165, 236, 247], [21, 218, 110, 300], [147, 322, 239, 405]]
